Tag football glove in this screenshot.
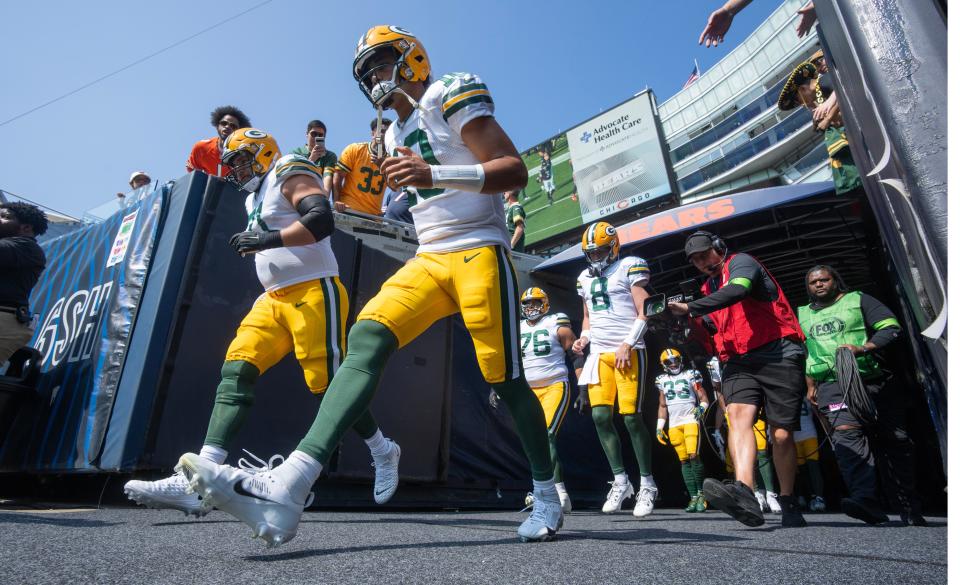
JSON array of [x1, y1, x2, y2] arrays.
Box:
[[573, 387, 590, 414], [229, 229, 283, 255], [694, 402, 708, 420], [656, 428, 669, 446]]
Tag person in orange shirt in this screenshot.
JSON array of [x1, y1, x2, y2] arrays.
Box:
[[332, 118, 392, 216], [186, 106, 252, 178]]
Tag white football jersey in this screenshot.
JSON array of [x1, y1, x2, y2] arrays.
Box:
[[655, 369, 703, 428], [795, 399, 818, 441], [245, 154, 338, 291], [520, 313, 572, 387], [383, 72, 511, 253], [576, 256, 651, 352]]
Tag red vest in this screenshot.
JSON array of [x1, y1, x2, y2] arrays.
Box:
[[702, 253, 805, 362]]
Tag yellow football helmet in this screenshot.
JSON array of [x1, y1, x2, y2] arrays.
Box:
[[660, 348, 683, 375], [582, 222, 621, 276], [520, 287, 550, 321], [353, 25, 431, 107], [222, 128, 280, 192]]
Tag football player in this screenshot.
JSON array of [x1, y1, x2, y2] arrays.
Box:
[[654, 349, 709, 512], [572, 222, 658, 517], [177, 26, 562, 546], [332, 117, 393, 215], [539, 151, 555, 205], [125, 128, 400, 516], [497, 287, 576, 512]]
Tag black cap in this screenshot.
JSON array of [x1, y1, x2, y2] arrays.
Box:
[[684, 231, 716, 258]]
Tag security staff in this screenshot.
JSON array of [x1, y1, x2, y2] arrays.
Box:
[[799, 265, 926, 526], [0, 202, 47, 363], [668, 231, 807, 528]]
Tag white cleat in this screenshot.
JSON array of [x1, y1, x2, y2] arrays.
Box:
[[755, 489, 771, 513], [372, 440, 401, 504], [601, 480, 634, 514], [766, 491, 782, 514], [177, 453, 306, 548], [559, 490, 573, 514], [518, 488, 563, 542], [124, 470, 211, 517], [633, 485, 657, 518]]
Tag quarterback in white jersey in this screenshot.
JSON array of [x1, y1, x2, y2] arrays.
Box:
[[126, 128, 401, 520], [176, 27, 563, 547], [654, 349, 709, 512], [571, 221, 658, 518]]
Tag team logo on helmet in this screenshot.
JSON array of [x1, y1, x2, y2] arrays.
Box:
[[660, 348, 684, 375], [581, 222, 621, 276]]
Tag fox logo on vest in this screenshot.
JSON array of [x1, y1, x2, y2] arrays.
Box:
[[810, 318, 846, 339]]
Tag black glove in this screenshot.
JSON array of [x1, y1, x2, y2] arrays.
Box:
[[488, 388, 500, 409], [573, 387, 590, 414], [229, 229, 283, 255]]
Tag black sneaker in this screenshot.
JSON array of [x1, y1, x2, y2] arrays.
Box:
[[899, 510, 928, 527], [841, 497, 889, 525], [702, 478, 764, 527], [779, 495, 808, 528]]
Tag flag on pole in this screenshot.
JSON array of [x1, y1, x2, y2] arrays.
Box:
[[683, 60, 700, 89]]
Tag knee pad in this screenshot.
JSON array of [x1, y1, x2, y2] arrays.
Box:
[[344, 320, 398, 365]]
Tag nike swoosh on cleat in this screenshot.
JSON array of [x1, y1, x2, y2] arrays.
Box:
[[233, 481, 273, 502], [463, 252, 481, 263]]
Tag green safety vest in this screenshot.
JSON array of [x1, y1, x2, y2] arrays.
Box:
[[798, 291, 888, 382]]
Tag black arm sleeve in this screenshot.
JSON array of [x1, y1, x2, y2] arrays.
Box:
[[861, 293, 901, 350], [296, 195, 335, 242]]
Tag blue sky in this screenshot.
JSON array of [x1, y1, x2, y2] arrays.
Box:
[[0, 0, 772, 218]]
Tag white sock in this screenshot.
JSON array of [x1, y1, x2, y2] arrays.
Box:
[[614, 472, 629, 485], [198, 445, 227, 465], [273, 450, 323, 501], [533, 478, 559, 501], [640, 474, 656, 488], [364, 430, 392, 458], [555, 482, 568, 496]]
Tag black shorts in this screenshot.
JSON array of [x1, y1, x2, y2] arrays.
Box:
[[721, 356, 805, 430]]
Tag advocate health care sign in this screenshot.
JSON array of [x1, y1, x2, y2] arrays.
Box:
[[567, 91, 673, 223]]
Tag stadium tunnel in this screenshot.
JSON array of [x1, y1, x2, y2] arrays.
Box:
[[530, 181, 946, 510]]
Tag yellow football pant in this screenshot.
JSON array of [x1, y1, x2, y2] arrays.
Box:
[[669, 422, 700, 461], [225, 277, 348, 393], [532, 381, 571, 433], [587, 349, 646, 414], [357, 245, 522, 384]]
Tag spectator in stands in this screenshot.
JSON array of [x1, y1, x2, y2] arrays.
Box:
[[699, 0, 817, 47], [186, 106, 251, 178], [668, 231, 808, 528], [332, 118, 392, 216], [504, 190, 526, 252], [381, 187, 413, 224], [0, 202, 47, 364], [291, 120, 338, 193], [798, 265, 926, 526], [129, 171, 151, 190]]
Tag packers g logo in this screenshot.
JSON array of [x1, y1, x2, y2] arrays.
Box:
[[243, 129, 267, 139], [388, 25, 413, 36], [604, 225, 617, 237]]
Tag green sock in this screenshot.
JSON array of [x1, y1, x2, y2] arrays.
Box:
[[203, 360, 260, 448], [757, 449, 776, 493], [690, 457, 705, 492], [591, 406, 625, 475], [622, 413, 652, 476], [807, 459, 825, 497], [296, 320, 398, 463], [680, 461, 697, 496], [492, 377, 555, 481], [548, 430, 564, 483]]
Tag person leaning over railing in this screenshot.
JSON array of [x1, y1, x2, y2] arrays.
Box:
[[0, 202, 47, 364]]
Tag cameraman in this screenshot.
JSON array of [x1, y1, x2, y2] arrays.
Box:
[[668, 231, 807, 528], [799, 265, 925, 526], [0, 202, 47, 363]]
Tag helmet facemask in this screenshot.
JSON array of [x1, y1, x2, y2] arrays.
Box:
[[521, 299, 547, 322], [585, 245, 615, 277], [663, 356, 683, 375], [355, 45, 423, 111], [223, 150, 264, 193]]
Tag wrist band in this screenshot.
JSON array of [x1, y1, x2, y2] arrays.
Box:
[[580, 330, 592, 342], [622, 318, 648, 347], [430, 164, 485, 192], [656, 418, 666, 431]]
